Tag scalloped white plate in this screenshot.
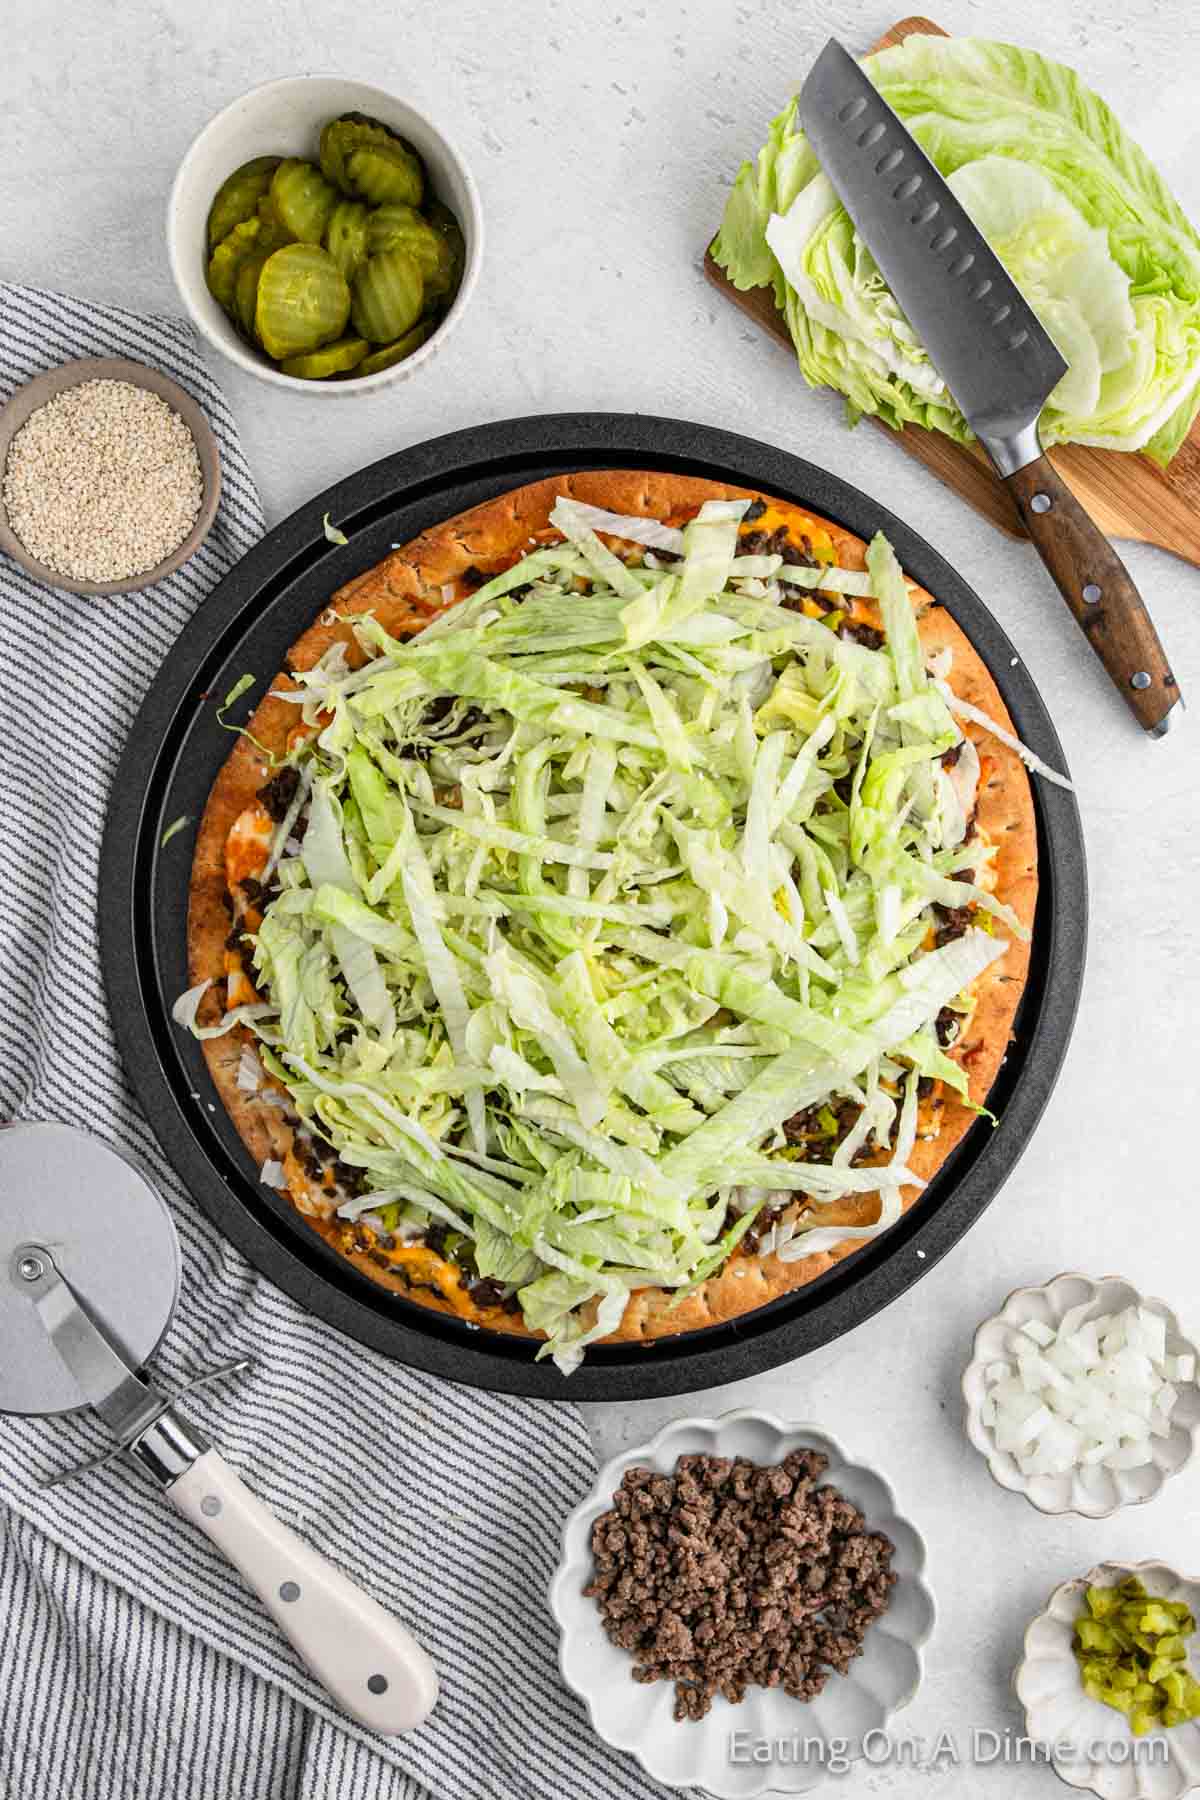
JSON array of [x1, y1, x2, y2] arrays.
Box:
[[962, 1274, 1200, 1518], [550, 1410, 935, 1797], [1016, 1561, 1200, 1799]]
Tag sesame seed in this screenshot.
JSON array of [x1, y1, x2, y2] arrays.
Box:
[[3, 379, 204, 583]]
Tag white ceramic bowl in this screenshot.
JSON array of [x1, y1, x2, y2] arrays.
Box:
[[167, 76, 482, 394], [550, 1410, 935, 1797], [1016, 1560, 1200, 1800], [962, 1273, 1200, 1519]]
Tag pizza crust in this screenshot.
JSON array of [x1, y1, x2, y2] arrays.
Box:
[[187, 471, 1037, 1349]]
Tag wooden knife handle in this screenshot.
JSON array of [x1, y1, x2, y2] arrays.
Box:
[[1005, 454, 1181, 734]]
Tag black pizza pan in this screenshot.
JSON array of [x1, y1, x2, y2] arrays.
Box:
[[100, 413, 1087, 1400]]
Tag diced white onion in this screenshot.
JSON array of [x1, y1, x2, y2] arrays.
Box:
[[259, 1159, 287, 1189], [987, 1302, 1186, 1478]]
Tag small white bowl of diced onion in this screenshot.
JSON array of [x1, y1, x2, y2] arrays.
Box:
[[962, 1273, 1200, 1518]]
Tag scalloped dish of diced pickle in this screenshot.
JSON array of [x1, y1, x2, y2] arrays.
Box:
[[204, 114, 464, 381], [1074, 1578, 1200, 1735]]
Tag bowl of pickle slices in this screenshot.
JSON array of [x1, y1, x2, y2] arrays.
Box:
[[169, 76, 481, 391]]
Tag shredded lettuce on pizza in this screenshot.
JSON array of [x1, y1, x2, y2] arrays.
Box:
[[177, 492, 1061, 1372]]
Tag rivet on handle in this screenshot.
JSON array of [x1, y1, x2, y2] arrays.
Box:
[[1131, 671, 1152, 690], [1082, 584, 1102, 605], [1030, 494, 1052, 514]]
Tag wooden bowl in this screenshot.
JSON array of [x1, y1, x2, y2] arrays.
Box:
[[0, 355, 221, 596]]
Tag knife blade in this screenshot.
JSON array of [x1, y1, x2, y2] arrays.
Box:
[[798, 38, 1182, 737]]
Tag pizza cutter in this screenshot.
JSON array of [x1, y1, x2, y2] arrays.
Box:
[[0, 1120, 438, 1734]]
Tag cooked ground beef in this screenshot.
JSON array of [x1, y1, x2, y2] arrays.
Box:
[[742, 498, 767, 522], [782, 1103, 824, 1145], [933, 902, 974, 947], [296, 1136, 325, 1181], [422, 695, 455, 729], [737, 524, 819, 567], [740, 1200, 785, 1255], [778, 528, 819, 567], [585, 1450, 895, 1722], [935, 1005, 959, 1048], [259, 763, 300, 822], [840, 620, 885, 651], [466, 1275, 521, 1313], [332, 1157, 369, 1196], [781, 1098, 866, 1161], [941, 741, 963, 768], [780, 583, 840, 618]]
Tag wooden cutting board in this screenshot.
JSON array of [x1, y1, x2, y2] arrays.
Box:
[[703, 15, 1200, 568]]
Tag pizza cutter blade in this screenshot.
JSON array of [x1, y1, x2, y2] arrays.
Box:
[[1, 1122, 438, 1734]]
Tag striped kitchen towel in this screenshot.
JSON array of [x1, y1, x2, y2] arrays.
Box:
[[0, 283, 673, 1800]]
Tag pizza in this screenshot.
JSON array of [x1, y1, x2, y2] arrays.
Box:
[[182, 471, 1038, 1372]]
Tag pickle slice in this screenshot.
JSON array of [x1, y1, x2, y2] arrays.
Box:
[[319, 112, 397, 194], [281, 337, 370, 379], [365, 205, 453, 296], [324, 201, 370, 281], [206, 217, 262, 313], [255, 244, 351, 360], [345, 141, 423, 208], [270, 159, 338, 244], [355, 320, 436, 377], [255, 190, 297, 254], [206, 156, 280, 251], [426, 200, 466, 306], [234, 250, 269, 340], [350, 250, 425, 343]]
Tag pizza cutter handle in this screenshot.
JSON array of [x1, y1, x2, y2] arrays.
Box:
[[169, 1448, 438, 1733]]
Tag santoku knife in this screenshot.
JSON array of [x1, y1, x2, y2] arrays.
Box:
[[799, 38, 1182, 737]]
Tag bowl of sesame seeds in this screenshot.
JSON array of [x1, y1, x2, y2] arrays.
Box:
[[0, 356, 220, 596]]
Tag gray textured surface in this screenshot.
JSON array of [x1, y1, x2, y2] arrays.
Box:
[[3, 1, 1200, 1792]]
